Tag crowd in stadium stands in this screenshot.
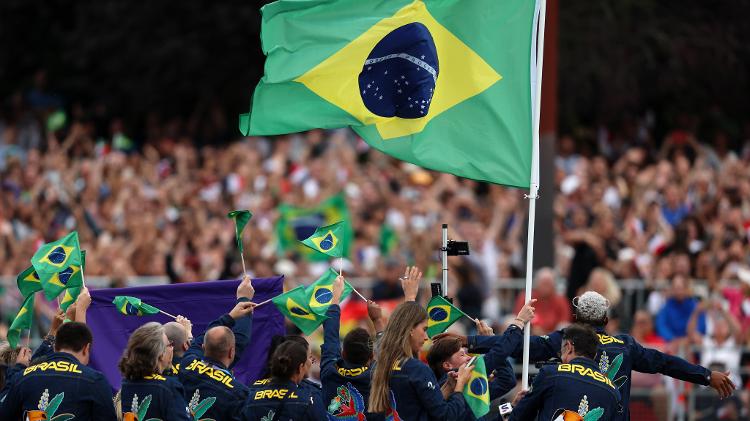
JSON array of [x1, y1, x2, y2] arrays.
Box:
[[2, 78, 750, 417]]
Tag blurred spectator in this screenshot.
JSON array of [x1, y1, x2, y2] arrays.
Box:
[[688, 298, 743, 387], [630, 310, 669, 421], [513, 267, 571, 334], [370, 258, 406, 301], [580, 268, 623, 334], [2, 73, 750, 370], [655, 275, 703, 342]]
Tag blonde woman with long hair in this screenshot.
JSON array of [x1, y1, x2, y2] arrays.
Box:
[[368, 301, 471, 420]]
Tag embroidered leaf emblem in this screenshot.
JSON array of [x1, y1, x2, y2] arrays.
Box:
[[137, 395, 153, 420], [583, 407, 604, 421], [607, 354, 623, 381], [192, 397, 216, 420], [46, 392, 65, 418]]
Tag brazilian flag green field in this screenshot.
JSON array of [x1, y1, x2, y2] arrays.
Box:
[[243, 0, 537, 187]]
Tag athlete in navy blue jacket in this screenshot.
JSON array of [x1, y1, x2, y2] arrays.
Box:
[[179, 297, 256, 421], [369, 301, 471, 421], [430, 300, 535, 420], [163, 315, 193, 377], [241, 340, 326, 420], [0, 322, 117, 420], [507, 291, 735, 421], [320, 275, 386, 420], [119, 322, 191, 421], [508, 324, 622, 421]]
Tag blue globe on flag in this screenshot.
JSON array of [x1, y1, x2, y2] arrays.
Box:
[[359, 22, 439, 119], [429, 307, 448, 322], [314, 288, 333, 305], [58, 267, 74, 285], [48, 247, 67, 264], [318, 233, 334, 251], [470, 377, 488, 396]]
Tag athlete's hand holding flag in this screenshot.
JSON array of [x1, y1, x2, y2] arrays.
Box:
[[232, 274, 258, 318]]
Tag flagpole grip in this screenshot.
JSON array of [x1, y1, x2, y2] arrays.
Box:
[[159, 309, 178, 319], [254, 297, 273, 307], [240, 253, 248, 275], [351, 287, 367, 301]]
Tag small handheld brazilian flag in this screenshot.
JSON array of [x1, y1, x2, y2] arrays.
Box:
[[32, 232, 84, 300], [227, 210, 253, 253], [272, 286, 328, 335], [16, 266, 42, 298], [300, 221, 344, 258], [60, 287, 82, 312], [38, 262, 83, 301], [463, 356, 490, 418], [31, 231, 82, 276], [304, 268, 353, 316], [113, 296, 161, 316], [426, 295, 464, 338], [8, 295, 34, 348], [58, 251, 86, 310]]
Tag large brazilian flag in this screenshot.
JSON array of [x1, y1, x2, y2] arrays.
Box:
[[242, 0, 539, 188]]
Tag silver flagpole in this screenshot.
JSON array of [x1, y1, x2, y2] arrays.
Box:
[[522, 0, 547, 390]]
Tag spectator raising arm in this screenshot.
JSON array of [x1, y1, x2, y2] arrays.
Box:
[[401, 265, 422, 302]]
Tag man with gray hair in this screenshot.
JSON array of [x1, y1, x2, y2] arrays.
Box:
[[465, 290, 735, 421]]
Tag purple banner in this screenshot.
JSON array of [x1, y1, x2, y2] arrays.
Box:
[[88, 277, 284, 390]]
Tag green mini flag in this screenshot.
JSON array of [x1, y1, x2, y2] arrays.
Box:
[[38, 250, 86, 301], [275, 194, 353, 261], [38, 263, 83, 300], [16, 266, 42, 298], [304, 268, 354, 315], [300, 222, 345, 258], [272, 286, 328, 335], [379, 225, 399, 256], [8, 295, 34, 348], [228, 210, 253, 253], [242, 0, 537, 188], [463, 356, 490, 418], [31, 231, 82, 276], [113, 296, 161, 316], [426, 295, 464, 338], [60, 287, 82, 312]]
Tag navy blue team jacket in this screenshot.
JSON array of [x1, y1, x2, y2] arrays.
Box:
[[509, 357, 621, 421], [0, 351, 117, 420], [321, 304, 376, 420], [491, 326, 712, 421], [384, 357, 467, 421], [121, 373, 191, 421], [241, 378, 326, 421], [178, 301, 253, 421]]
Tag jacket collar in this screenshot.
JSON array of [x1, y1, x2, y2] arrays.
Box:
[[49, 352, 83, 365], [203, 357, 229, 372], [569, 356, 598, 369], [269, 377, 299, 389]]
